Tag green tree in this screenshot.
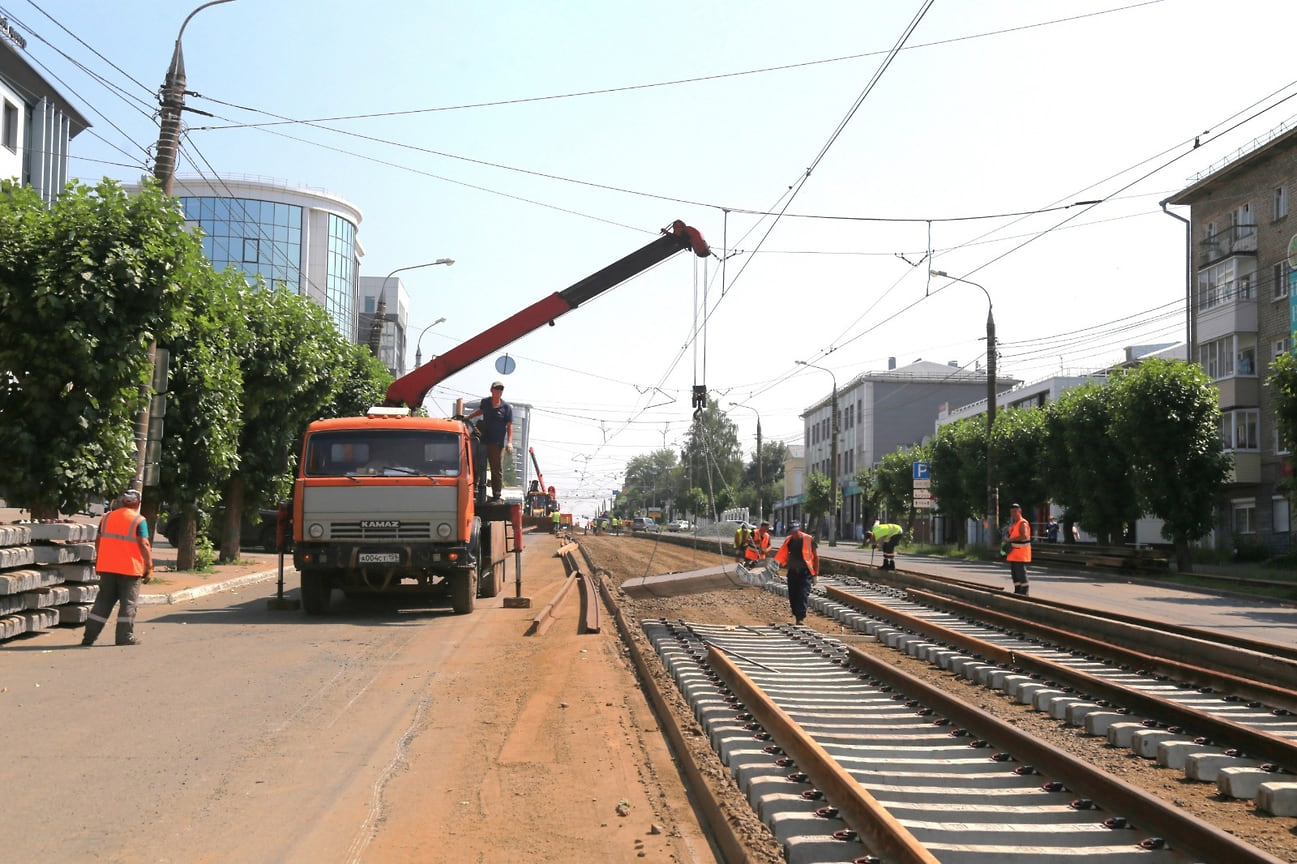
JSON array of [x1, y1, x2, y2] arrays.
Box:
[[1271, 348, 1297, 494], [0, 179, 194, 517], [621, 449, 680, 517], [679, 403, 743, 518], [876, 445, 927, 529], [1043, 383, 1135, 544], [802, 471, 840, 540], [929, 418, 986, 548], [1111, 359, 1229, 571], [155, 265, 250, 570], [991, 407, 1049, 533], [737, 438, 788, 522], [219, 284, 345, 562], [853, 465, 883, 537], [317, 342, 393, 420]]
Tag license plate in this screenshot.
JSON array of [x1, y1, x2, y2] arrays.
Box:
[[358, 552, 401, 564]]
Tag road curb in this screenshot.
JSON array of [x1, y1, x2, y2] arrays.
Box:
[[138, 568, 291, 605]]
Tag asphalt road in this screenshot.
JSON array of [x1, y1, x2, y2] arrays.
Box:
[[2, 576, 488, 861]]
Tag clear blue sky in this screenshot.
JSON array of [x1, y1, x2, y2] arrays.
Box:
[[9, 0, 1297, 516]]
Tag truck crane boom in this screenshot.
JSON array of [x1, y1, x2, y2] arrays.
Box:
[[384, 220, 709, 409]]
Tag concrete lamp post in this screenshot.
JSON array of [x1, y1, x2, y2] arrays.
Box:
[[413, 317, 447, 368], [795, 360, 838, 547], [930, 270, 998, 548], [366, 258, 454, 364]]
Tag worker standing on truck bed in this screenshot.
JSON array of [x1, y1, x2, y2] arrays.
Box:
[[465, 381, 513, 502]]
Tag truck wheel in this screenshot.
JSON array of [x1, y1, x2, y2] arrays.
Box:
[[301, 571, 332, 615], [450, 568, 476, 614], [479, 559, 504, 598]]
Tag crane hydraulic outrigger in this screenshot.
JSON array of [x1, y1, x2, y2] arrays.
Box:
[[292, 220, 709, 615]]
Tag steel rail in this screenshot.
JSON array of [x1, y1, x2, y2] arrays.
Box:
[[906, 586, 1297, 713], [824, 583, 1297, 770], [707, 644, 941, 864], [845, 643, 1289, 864]]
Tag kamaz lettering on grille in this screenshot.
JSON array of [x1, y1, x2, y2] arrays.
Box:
[[361, 520, 400, 529]]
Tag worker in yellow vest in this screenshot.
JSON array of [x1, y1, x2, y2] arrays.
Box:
[[866, 522, 904, 571]]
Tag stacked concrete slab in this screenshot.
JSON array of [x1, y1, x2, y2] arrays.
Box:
[[0, 522, 99, 641]]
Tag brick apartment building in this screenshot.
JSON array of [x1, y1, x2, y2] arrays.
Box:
[[1167, 124, 1297, 551]]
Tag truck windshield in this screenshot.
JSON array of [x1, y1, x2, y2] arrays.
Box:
[[304, 430, 462, 478]]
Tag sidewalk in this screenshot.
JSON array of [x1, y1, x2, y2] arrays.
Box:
[[139, 548, 291, 605]]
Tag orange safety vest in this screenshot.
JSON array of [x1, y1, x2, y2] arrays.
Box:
[[774, 530, 819, 576], [1006, 515, 1032, 563], [97, 507, 148, 576], [745, 527, 772, 561]]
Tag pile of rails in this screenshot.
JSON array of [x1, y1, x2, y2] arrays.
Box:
[[0, 522, 98, 641]]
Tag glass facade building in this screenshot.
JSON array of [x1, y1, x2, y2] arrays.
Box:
[[161, 177, 364, 340]]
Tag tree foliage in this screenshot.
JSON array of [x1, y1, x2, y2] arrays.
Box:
[[929, 418, 985, 548], [155, 264, 249, 569], [1110, 359, 1229, 570], [991, 407, 1049, 530], [875, 445, 927, 529], [1271, 348, 1297, 494], [802, 471, 840, 540], [0, 179, 197, 516], [679, 403, 743, 517], [218, 284, 349, 561], [1043, 383, 1135, 544]]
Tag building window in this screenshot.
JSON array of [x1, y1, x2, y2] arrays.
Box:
[[1199, 337, 1234, 378], [1231, 203, 1255, 237], [1274, 497, 1291, 533], [1274, 263, 1290, 301], [1276, 185, 1289, 220], [1198, 258, 1255, 309], [1232, 500, 1256, 535], [2, 100, 16, 151], [1220, 409, 1259, 451]]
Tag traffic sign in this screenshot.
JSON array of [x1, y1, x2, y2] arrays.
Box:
[[912, 461, 930, 480], [913, 488, 932, 501], [913, 478, 931, 490], [914, 496, 932, 509]]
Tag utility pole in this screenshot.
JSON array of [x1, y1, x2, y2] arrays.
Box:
[[931, 271, 998, 548], [131, 0, 235, 497]]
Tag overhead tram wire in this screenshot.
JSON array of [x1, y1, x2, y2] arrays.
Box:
[[189, 0, 1166, 133]]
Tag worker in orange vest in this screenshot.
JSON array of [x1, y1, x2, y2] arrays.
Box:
[[1004, 502, 1032, 596], [774, 521, 819, 625], [745, 519, 772, 564], [82, 489, 154, 646]]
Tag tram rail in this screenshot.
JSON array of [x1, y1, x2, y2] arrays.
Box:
[[646, 619, 1286, 863]]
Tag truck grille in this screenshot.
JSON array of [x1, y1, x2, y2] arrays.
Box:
[[330, 521, 434, 540]]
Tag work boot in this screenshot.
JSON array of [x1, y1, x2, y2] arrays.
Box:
[[81, 620, 105, 646], [116, 636, 142, 646], [1014, 584, 1029, 596]]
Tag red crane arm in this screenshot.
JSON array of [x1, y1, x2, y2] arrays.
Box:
[[384, 220, 709, 409]]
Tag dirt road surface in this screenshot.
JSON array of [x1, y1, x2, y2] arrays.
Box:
[[4, 527, 1292, 862]]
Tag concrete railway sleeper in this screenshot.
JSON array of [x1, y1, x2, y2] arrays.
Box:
[[778, 574, 1297, 817], [644, 619, 1288, 864]]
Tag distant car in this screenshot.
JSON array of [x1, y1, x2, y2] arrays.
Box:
[[629, 517, 660, 534], [668, 519, 691, 532]]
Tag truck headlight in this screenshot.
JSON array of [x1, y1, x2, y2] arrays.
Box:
[[436, 522, 452, 539], [308, 522, 325, 539]]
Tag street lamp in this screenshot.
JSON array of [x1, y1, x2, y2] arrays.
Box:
[[133, 0, 236, 494], [795, 360, 839, 547], [366, 258, 454, 363], [930, 270, 998, 548], [729, 402, 763, 524], [413, 317, 448, 367]]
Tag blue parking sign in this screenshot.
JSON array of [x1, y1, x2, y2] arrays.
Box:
[[913, 461, 930, 480]]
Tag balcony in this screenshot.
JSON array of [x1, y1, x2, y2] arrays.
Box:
[[1198, 224, 1258, 266], [1227, 451, 1261, 485]]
